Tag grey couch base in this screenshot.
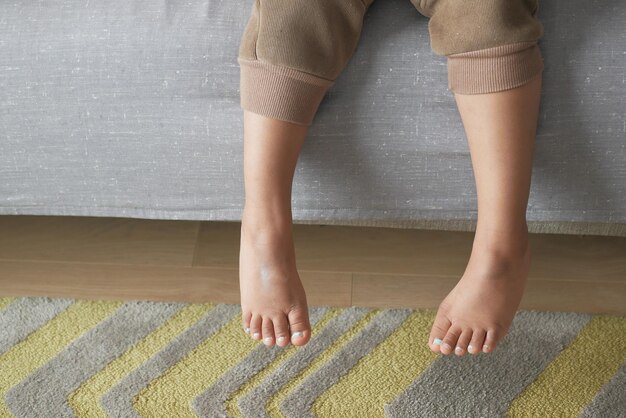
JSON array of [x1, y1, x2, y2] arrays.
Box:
[[2, 206, 624, 237], [1, 0, 624, 238]]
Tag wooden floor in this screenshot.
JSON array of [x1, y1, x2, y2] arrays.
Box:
[[0, 215, 625, 315]]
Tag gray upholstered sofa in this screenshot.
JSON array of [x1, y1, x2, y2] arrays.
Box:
[[1, 0, 624, 237]]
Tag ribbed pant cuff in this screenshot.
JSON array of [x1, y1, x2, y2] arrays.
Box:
[[447, 41, 544, 94], [238, 58, 334, 126]]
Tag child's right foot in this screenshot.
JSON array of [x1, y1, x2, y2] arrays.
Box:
[[239, 209, 312, 348]]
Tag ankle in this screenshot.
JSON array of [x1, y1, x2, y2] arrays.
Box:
[[472, 223, 530, 260], [241, 205, 293, 238]]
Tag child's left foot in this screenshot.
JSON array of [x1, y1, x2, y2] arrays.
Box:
[[428, 230, 531, 356]]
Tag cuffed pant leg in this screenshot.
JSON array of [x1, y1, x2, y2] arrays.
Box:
[[419, 0, 545, 94], [237, 0, 373, 126]]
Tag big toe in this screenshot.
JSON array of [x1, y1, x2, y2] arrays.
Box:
[[287, 306, 311, 346], [429, 308, 452, 354]]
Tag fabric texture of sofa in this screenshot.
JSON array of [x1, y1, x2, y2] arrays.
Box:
[[1, 0, 625, 237]]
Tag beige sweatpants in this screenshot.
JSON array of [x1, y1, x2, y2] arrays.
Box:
[[238, 0, 545, 126]]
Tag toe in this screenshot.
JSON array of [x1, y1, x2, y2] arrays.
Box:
[[287, 306, 311, 346], [441, 325, 462, 355], [454, 328, 472, 356], [272, 314, 291, 347], [429, 311, 452, 353], [242, 310, 252, 335], [249, 313, 262, 341], [482, 326, 502, 353], [467, 329, 486, 355], [262, 316, 275, 347]]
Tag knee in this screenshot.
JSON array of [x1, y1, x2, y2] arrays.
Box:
[[427, 0, 543, 56], [238, 0, 368, 81], [426, 0, 545, 94], [237, 0, 369, 126]]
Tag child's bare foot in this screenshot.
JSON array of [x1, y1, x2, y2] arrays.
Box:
[[239, 208, 311, 348], [428, 228, 531, 356]]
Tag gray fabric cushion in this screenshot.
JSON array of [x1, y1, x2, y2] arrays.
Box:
[[0, 0, 624, 236]]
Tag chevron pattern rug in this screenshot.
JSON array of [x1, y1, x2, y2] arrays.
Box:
[[1, 296, 625, 417]]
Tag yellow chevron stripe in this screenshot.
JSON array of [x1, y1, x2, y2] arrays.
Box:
[[0, 297, 16, 311], [0, 300, 124, 417], [133, 310, 255, 417], [226, 308, 343, 418], [313, 309, 439, 417], [267, 308, 381, 418], [507, 315, 626, 417], [68, 303, 215, 418]]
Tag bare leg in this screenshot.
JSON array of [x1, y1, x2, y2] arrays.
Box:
[[239, 110, 312, 347], [428, 72, 541, 356]]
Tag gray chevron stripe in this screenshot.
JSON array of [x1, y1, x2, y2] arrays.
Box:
[[100, 303, 240, 418], [191, 306, 330, 418], [0, 296, 75, 355], [237, 306, 374, 418], [580, 359, 626, 418], [4, 300, 185, 418], [280, 308, 414, 418], [385, 310, 593, 418]]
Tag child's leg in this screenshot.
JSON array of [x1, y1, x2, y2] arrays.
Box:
[[239, 111, 310, 348], [238, 0, 373, 348], [415, 0, 545, 355], [430, 74, 540, 356]]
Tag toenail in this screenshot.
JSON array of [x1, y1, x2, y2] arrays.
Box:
[[277, 336, 286, 343], [483, 344, 490, 352], [292, 331, 304, 339], [442, 343, 452, 351], [433, 338, 443, 346], [468, 344, 474, 352], [252, 332, 260, 338], [244, 327, 250, 334], [455, 346, 463, 354], [264, 337, 272, 344]]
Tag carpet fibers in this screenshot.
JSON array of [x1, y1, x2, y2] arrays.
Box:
[[1, 296, 625, 417]]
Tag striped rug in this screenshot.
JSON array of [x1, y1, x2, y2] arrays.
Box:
[[1, 296, 625, 417]]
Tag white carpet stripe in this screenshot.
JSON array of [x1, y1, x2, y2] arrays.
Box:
[[100, 303, 239, 418], [0, 296, 74, 355], [385, 310, 593, 417], [5, 300, 183, 418], [191, 306, 330, 418], [238, 307, 373, 418], [280, 308, 413, 418]]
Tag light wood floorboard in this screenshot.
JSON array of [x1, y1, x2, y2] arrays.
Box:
[[1, 215, 624, 315]]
